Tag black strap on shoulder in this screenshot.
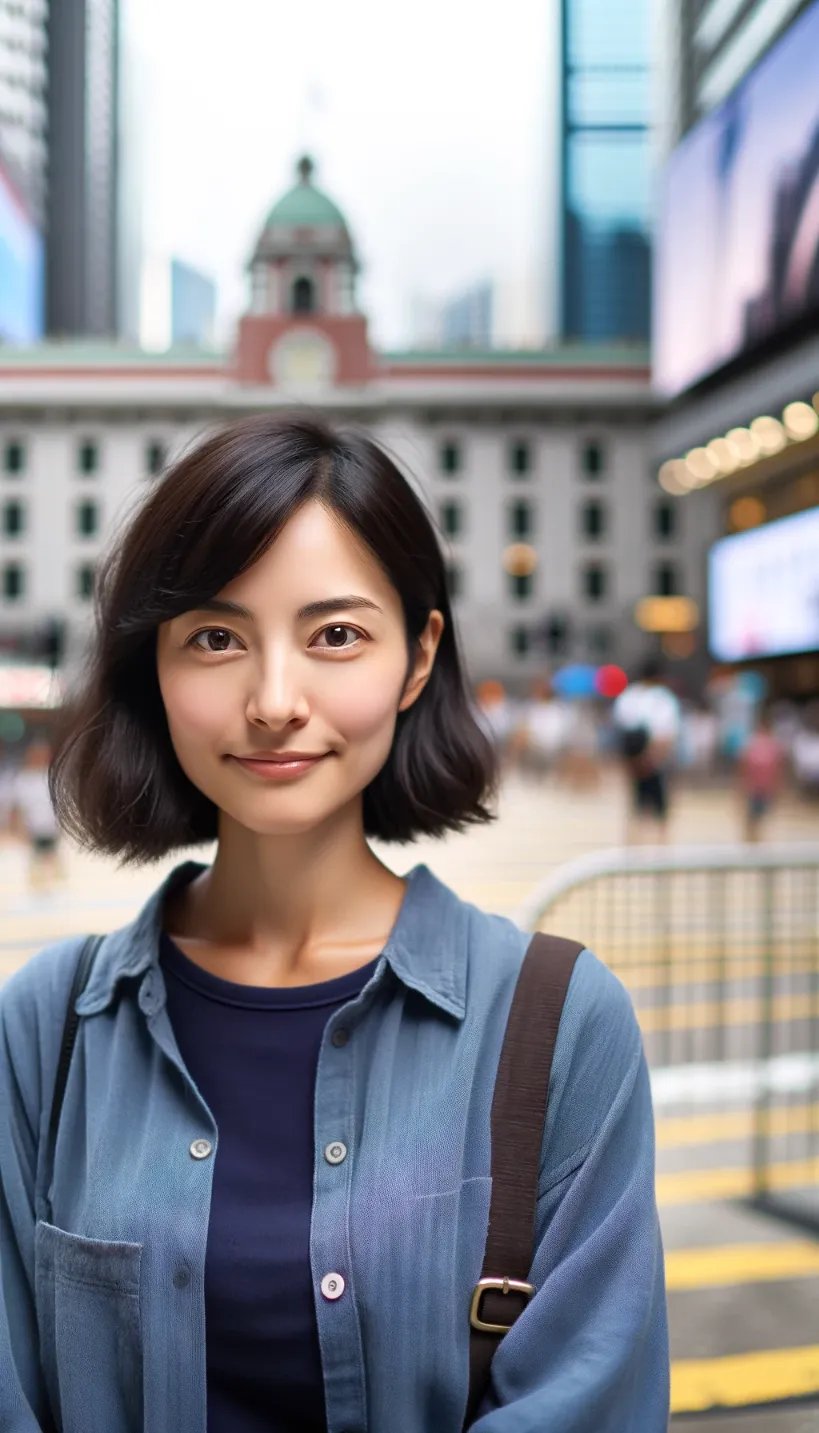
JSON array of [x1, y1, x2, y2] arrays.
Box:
[[45, 934, 104, 1223], [464, 932, 584, 1429]]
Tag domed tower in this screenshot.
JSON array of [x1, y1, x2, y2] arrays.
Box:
[[235, 156, 373, 388]]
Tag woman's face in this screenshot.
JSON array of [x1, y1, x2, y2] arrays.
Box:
[[156, 500, 443, 837]]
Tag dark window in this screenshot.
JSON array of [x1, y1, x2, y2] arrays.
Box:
[[510, 625, 531, 657], [445, 561, 463, 600], [655, 562, 678, 596], [583, 563, 607, 602], [543, 613, 570, 657], [292, 276, 315, 313], [2, 562, 24, 600], [439, 440, 461, 475], [3, 439, 25, 474], [509, 500, 533, 538], [146, 441, 166, 476], [509, 571, 534, 601], [581, 440, 605, 477], [77, 440, 99, 475], [76, 500, 98, 537], [77, 563, 95, 600], [654, 499, 677, 540], [440, 500, 462, 538], [587, 624, 612, 657], [3, 500, 24, 536], [509, 441, 531, 476], [581, 498, 606, 540]]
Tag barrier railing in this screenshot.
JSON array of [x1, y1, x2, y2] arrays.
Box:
[[514, 842, 819, 1232]]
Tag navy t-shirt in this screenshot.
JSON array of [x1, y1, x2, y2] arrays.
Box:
[[160, 931, 378, 1433]]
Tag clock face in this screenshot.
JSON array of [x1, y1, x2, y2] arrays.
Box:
[[269, 329, 336, 389]]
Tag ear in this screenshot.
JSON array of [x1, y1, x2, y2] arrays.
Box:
[[398, 611, 445, 713]]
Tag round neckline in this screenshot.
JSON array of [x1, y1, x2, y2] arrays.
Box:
[[159, 929, 381, 1011]]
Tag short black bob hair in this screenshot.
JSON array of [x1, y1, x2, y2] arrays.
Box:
[[50, 413, 498, 863]]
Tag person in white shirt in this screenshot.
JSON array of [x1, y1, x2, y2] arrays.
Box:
[[11, 736, 63, 889], [611, 659, 681, 841]]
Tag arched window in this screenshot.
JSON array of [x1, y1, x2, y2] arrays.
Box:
[[292, 276, 315, 313]]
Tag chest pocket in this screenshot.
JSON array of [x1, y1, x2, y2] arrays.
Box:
[[35, 1220, 144, 1433]]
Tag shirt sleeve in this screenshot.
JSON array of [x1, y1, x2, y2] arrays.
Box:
[[470, 953, 670, 1432], [0, 949, 70, 1431]]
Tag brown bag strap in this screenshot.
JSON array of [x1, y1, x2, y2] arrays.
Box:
[[464, 932, 584, 1429]]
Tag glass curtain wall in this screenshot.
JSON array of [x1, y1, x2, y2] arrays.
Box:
[[561, 0, 652, 340]]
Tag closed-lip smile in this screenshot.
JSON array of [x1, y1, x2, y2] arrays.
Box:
[[233, 752, 327, 762]]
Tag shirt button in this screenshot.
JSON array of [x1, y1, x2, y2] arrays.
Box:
[[320, 1272, 345, 1301], [189, 1139, 213, 1160], [331, 1027, 349, 1048], [324, 1141, 347, 1165]]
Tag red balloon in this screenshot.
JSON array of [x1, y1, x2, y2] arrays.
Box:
[[595, 664, 628, 699]]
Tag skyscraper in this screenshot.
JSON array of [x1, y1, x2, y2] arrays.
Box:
[[559, 0, 652, 341], [45, 0, 120, 336], [0, 0, 47, 221]]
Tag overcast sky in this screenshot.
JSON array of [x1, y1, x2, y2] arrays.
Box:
[[128, 0, 556, 347]]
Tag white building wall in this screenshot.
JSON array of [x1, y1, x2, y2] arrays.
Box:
[[0, 404, 712, 690]]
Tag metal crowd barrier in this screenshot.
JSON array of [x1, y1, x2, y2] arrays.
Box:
[[514, 843, 819, 1232]]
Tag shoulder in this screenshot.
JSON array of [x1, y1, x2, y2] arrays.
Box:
[[463, 899, 643, 1176], [545, 948, 644, 1183]]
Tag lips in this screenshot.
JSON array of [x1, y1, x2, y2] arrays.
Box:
[[234, 753, 327, 763]]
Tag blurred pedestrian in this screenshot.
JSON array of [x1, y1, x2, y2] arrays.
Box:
[[737, 711, 785, 841], [792, 716, 819, 799], [612, 658, 681, 842], [10, 736, 63, 890], [0, 416, 668, 1431], [474, 678, 517, 775], [679, 702, 718, 785], [513, 678, 572, 782], [560, 700, 601, 791]]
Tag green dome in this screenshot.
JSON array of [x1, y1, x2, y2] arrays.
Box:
[[264, 156, 347, 230]]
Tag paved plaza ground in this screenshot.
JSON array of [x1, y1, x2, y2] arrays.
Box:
[[1, 766, 818, 1428]]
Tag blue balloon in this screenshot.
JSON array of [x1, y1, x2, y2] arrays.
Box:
[[551, 664, 598, 699]]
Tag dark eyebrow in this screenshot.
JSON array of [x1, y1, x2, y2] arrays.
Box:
[[188, 595, 384, 622]]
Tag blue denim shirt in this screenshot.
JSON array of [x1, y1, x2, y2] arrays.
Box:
[[0, 860, 669, 1433]]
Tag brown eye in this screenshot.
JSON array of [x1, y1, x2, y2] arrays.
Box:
[[312, 625, 364, 651], [191, 628, 236, 652], [325, 626, 351, 648]]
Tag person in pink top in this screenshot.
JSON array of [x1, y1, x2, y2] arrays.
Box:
[[738, 711, 785, 841]]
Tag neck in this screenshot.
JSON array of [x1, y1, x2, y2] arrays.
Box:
[[165, 797, 408, 985]]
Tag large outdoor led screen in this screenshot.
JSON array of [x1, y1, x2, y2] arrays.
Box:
[[654, 0, 819, 398], [709, 506, 819, 662], [0, 161, 43, 344]]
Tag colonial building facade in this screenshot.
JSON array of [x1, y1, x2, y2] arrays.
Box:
[[0, 159, 716, 688]]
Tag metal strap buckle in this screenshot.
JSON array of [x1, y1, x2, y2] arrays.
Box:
[[469, 1276, 536, 1334]]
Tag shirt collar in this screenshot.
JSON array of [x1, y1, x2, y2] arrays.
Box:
[[76, 858, 469, 1021]]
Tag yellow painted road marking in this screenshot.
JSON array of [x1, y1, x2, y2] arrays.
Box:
[[637, 990, 819, 1034], [671, 1344, 819, 1413], [657, 1157, 818, 1205], [666, 1241, 819, 1290], [656, 1103, 819, 1149]]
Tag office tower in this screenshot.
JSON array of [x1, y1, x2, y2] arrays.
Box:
[[46, 0, 120, 336], [171, 260, 216, 346], [560, 0, 652, 341], [0, 0, 47, 219]]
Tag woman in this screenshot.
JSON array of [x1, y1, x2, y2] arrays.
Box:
[[0, 415, 668, 1432]]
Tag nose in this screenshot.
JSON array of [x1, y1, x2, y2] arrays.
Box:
[[245, 647, 311, 731]]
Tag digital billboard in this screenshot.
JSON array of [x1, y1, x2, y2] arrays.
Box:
[[654, 0, 819, 398], [0, 160, 43, 344], [709, 506, 819, 662]]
